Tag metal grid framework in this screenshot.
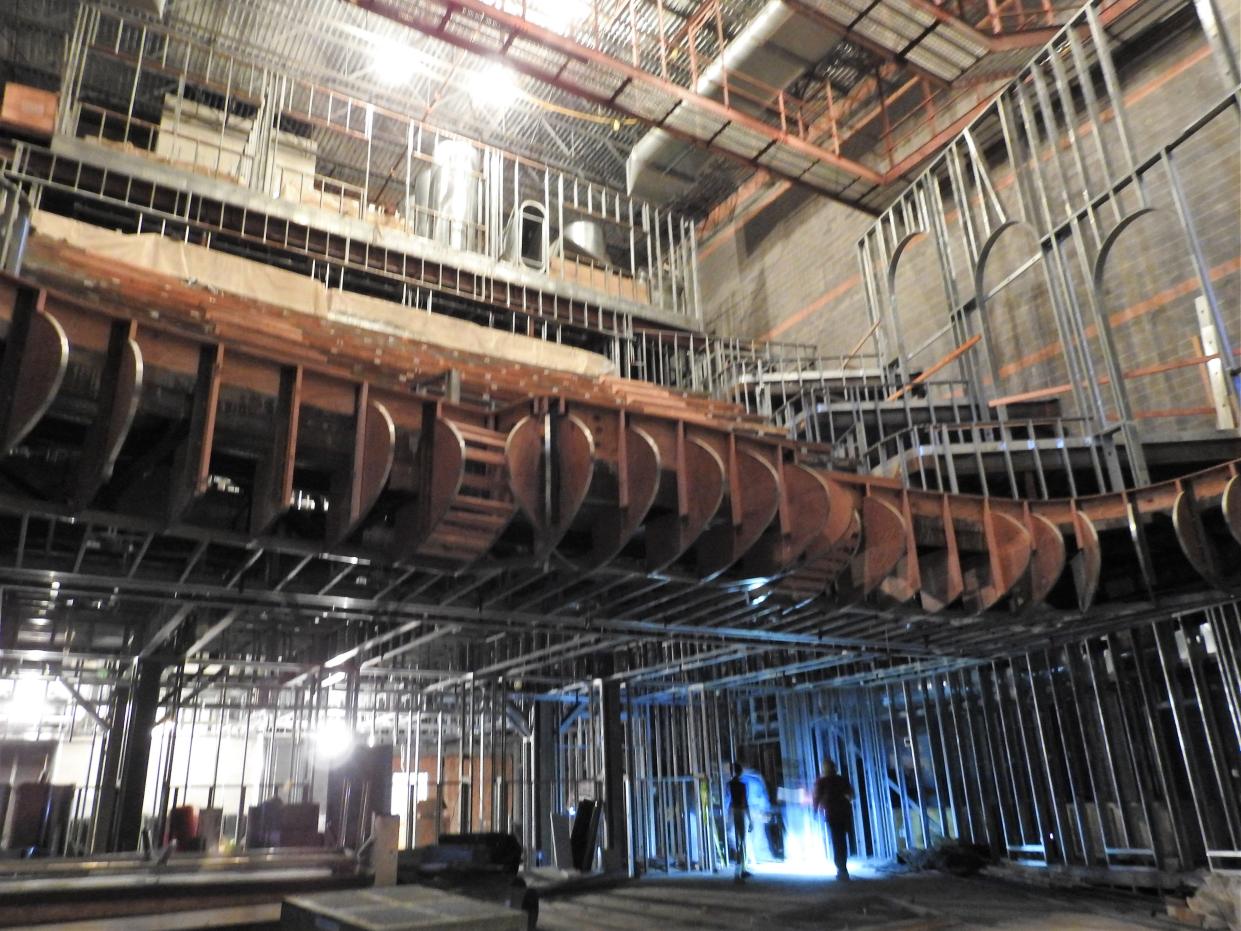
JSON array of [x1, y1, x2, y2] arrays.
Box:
[[2, 0, 1106, 216], [39, 5, 704, 326], [780, 601, 1241, 872], [853, 0, 1241, 494], [0, 0, 1238, 884]]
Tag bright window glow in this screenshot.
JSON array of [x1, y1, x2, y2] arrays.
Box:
[[5, 676, 51, 726], [315, 717, 355, 762], [468, 62, 520, 111], [373, 37, 419, 85], [390, 771, 429, 814]]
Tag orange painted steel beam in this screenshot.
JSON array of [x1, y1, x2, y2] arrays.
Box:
[[342, 0, 886, 193]]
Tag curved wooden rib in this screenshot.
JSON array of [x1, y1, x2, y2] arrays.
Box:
[[744, 462, 832, 577], [1223, 474, 1241, 547], [0, 307, 68, 457], [695, 446, 781, 580], [393, 415, 465, 559], [645, 437, 724, 572], [1173, 487, 1241, 594], [327, 398, 395, 544], [74, 325, 143, 509], [777, 476, 860, 599], [821, 477, 856, 550], [574, 425, 660, 570], [919, 496, 963, 614], [1025, 512, 1066, 607], [963, 507, 1031, 612], [877, 493, 920, 605], [506, 413, 596, 557], [505, 415, 543, 520], [842, 495, 907, 599], [250, 365, 301, 535], [1070, 507, 1101, 612], [778, 506, 860, 600]]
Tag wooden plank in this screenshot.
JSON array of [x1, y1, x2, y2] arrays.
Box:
[[887, 335, 980, 402], [989, 355, 1221, 409], [841, 318, 882, 369], [987, 383, 1072, 408]]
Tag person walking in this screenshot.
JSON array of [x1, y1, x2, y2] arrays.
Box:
[[813, 759, 855, 880], [725, 762, 752, 881]]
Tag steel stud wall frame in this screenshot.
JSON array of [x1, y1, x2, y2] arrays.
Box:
[[778, 600, 1241, 873], [42, 4, 704, 331], [855, 0, 1241, 493]]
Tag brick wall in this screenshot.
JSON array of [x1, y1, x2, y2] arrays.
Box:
[[698, 5, 1240, 442]]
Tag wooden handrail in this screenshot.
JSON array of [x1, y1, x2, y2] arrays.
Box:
[[886, 334, 980, 401]]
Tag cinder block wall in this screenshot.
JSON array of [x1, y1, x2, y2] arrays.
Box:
[[698, 7, 1240, 441]]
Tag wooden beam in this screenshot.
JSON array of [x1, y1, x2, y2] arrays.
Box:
[[169, 343, 223, 522], [887, 335, 980, 401], [73, 319, 142, 509], [0, 284, 67, 457], [251, 365, 302, 535]]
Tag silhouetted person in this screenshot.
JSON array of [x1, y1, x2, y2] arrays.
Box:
[[725, 762, 752, 881], [813, 760, 854, 880]]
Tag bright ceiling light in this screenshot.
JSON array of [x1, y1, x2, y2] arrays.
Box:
[[468, 62, 520, 111], [483, 0, 589, 35], [373, 37, 419, 85], [534, 0, 591, 35]]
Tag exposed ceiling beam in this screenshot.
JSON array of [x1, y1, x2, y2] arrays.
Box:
[[341, 0, 886, 198], [0, 565, 941, 655]]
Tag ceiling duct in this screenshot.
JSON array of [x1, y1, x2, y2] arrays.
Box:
[[626, 0, 846, 203]]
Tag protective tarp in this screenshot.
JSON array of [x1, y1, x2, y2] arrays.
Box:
[[31, 211, 615, 378]]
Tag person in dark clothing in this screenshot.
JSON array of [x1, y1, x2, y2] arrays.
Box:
[[812, 760, 855, 880], [725, 763, 752, 881]]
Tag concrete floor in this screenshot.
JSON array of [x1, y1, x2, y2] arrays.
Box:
[[536, 870, 1187, 930]]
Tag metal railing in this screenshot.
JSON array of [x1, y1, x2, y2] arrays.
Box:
[[57, 3, 702, 325], [0, 176, 31, 274]]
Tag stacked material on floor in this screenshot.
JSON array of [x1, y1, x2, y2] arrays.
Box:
[[0, 83, 57, 137], [282, 884, 526, 930], [0, 850, 364, 926]]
